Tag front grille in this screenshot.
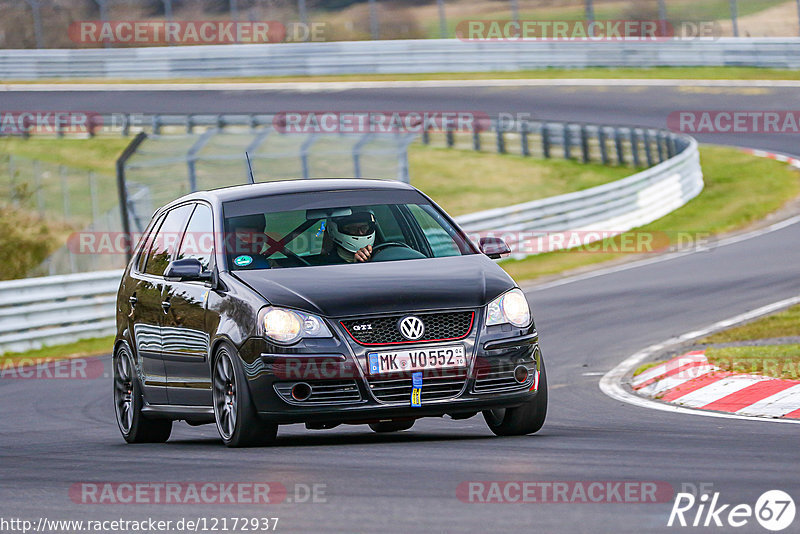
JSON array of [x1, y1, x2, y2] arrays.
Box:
[[473, 359, 537, 394], [367, 369, 468, 403], [341, 311, 474, 345], [274, 380, 362, 405]]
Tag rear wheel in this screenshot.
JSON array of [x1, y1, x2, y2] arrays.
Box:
[[483, 357, 548, 436], [212, 343, 278, 447], [113, 345, 172, 443], [369, 420, 415, 433]]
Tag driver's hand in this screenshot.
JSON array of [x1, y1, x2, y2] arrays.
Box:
[[354, 245, 372, 262]]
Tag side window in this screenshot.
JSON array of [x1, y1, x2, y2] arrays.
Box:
[[136, 213, 166, 273], [407, 204, 461, 258], [177, 204, 214, 271], [144, 204, 193, 276]]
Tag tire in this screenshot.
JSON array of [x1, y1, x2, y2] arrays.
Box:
[[212, 342, 278, 447], [483, 357, 548, 437], [113, 344, 172, 443], [369, 420, 415, 433]]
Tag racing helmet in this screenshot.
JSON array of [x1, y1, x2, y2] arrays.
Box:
[[328, 211, 376, 253]]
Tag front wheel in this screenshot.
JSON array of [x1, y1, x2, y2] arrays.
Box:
[[113, 345, 172, 443], [483, 357, 548, 436], [212, 343, 278, 447]]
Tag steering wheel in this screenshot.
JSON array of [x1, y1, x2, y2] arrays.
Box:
[[370, 242, 415, 255]]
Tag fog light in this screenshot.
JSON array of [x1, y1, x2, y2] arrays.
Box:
[[291, 382, 312, 401], [513, 365, 529, 384]]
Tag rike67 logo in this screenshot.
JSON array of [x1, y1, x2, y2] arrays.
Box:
[[668, 489, 795, 531]]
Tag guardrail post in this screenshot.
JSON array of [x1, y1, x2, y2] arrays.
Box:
[[121, 114, 131, 137], [563, 124, 572, 160], [614, 128, 625, 165], [152, 116, 162, 135], [580, 124, 590, 163], [422, 124, 430, 145], [446, 125, 454, 148], [643, 129, 655, 167], [656, 131, 666, 162], [598, 127, 609, 165], [667, 134, 677, 159], [472, 122, 481, 151], [186, 115, 195, 134], [521, 121, 530, 157], [542, 123, 551, 159], [496, 127, 506, 154], [630, 128, 641, 167]]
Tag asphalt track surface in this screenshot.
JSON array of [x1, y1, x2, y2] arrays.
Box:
[[1, 84, 799, 533]]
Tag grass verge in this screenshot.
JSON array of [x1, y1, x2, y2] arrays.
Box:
[[702, 304, 800, 343], [0, 335, 114, 366], [706, 345, 800, 380], [0, 137, 130, 175], [9, 67, 800, 85], [501, 145, 800, 281], [409, 145, 635, 216]]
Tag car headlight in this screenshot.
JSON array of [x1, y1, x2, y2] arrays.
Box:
[[258, 307, 333, 345], [486, 288, 531, 328]]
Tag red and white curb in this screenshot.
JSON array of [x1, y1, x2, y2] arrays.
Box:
[[740, 148, 800, 169], [631, 351, 800, 420]]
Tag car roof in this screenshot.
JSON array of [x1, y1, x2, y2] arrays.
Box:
[[162, 178, 417, 210]]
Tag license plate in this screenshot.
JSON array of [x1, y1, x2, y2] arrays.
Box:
[[367, 344, 466, 375]]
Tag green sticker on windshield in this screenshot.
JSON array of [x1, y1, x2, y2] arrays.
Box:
[[233, 255, 253, 267]]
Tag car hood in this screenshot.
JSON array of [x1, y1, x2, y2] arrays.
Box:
[[233, 254, 516, 318]]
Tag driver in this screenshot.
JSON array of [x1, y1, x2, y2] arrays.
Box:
[[227, 214, 271, 269], [325, 211, 377, 263]]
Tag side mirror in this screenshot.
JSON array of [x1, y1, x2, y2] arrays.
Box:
[[164, 258, 213, 282], [479, 237, 511, 259]]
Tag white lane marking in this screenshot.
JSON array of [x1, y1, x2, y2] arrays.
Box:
[[636, 365, 717, 397], [598, 294, 800, 425], [3, 78, 800, 92], [581, 371, 606, 376], [526, 213, 800, 292], [737, 384, 800, 417], [630, 353, 707, 388], [671, 375, 766, 408]]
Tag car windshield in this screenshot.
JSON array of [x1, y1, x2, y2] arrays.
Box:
[[222, 194, 475, 270]]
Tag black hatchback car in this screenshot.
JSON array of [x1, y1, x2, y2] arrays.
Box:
[[113, 179, 546, 446]]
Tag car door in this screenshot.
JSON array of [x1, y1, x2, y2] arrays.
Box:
[[128, 213, 169, 404], [131, 204, 194, 405], [162, 203, 215, 406]]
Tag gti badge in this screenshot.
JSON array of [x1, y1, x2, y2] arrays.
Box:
[[399, 316, 425, 341], [352, 324, 373, 331]]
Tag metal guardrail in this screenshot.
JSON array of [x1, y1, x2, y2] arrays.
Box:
[[2, 38, 800, 79], [0, 126, 702, 354], [0, 270, 122, 354], [454, 135, 703, 254]]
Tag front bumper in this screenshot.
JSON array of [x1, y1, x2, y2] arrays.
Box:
[[237, 313, 541, 424]]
